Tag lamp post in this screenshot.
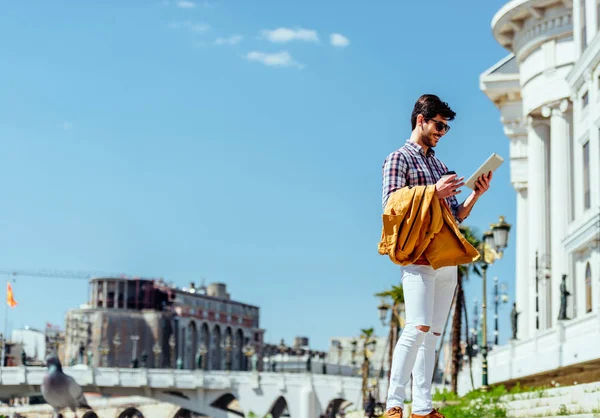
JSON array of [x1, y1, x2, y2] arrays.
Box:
[[112, 333, 121, 367], [493, 277, 509, 346], [277, 339, 286, 373], [242, 342, 255, 371], [378, 297, 404, 380], [222, 335, 234, 371], [351, 339, 358, 374], [480, 215, 511, 392], [153, 342, 162, 368], [535, 251, 551, 330], [130, 335, 140, 368], [197, 343, 208, 370], [131, 335, 139, 359], [337, 342, 343, 375], [100, 344, 110, 367], [168, 334, 176, 369]]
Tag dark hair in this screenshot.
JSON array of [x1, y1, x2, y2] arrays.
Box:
[[410, 94, 456, 130]]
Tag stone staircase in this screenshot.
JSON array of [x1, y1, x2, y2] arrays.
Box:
[[503, 381, 600, 417]]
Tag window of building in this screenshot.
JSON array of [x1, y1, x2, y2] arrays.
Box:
[[583, 90, 589, 108], [581, 0, 588, 51], [586, 262, 592, 313], [583, 140, 591, 209]]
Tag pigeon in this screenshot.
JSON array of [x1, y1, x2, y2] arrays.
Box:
[[41, 354, 92, 418]]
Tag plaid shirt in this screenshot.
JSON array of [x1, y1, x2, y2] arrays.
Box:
[[382, 140, 462, 222]]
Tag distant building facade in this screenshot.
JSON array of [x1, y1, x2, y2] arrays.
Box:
[[328, 336, 389, 378], [64, 278, 264, 371]]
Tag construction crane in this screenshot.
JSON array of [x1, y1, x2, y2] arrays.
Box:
[[0, 269, 161, 281]]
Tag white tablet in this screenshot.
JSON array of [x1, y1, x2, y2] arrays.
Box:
[[465, 153, 504, 190]]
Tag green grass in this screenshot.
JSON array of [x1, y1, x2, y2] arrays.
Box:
[[433, 386, 508, 418]]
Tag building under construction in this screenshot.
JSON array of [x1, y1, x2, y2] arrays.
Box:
[[64, 278, 264, 371]]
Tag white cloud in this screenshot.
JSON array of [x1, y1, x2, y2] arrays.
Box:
[[215, 35, 243, 46], [168, 21, 210, 32], [330, 33, 350, 48], [244, 51, 304, 69], [261, 28, 319, 44], [176, 0, 197, 8]]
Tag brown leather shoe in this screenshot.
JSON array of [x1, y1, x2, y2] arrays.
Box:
[[411, 408, 446, 418], [385, 406, 403, 417]]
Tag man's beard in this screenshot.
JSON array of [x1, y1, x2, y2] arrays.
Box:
[[422, 132, 438, 148]]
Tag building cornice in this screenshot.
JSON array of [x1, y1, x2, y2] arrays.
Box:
[[564, 211, 600, 254], [492, 0, 572, 55], [480, 55, 522, 106], [566, 32, 600, 91]]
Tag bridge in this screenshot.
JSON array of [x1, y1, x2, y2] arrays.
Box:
[[0, 367, 387, 417]]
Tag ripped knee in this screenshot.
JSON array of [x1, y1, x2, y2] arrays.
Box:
[[432, 332, 441, 336], [415, 325, 431, 333]]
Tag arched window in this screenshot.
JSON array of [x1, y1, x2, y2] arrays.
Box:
[[586, 262, 592, 313]]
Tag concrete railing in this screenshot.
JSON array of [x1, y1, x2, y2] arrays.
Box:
[[0, 366, 364, 393]]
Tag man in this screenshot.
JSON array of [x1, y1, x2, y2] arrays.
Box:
[[381, 94, 492, 418]]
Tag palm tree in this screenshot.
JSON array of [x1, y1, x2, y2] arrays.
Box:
[[449, 225, 482, 394], [374, 285, 405, 380], [360, 328, 377, 408]]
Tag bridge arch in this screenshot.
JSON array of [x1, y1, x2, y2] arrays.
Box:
[[117, 407, 145, 418], [172, 408, 208, 417], [81, 412, 99, 418], [269, 396, 290, 418], [324, 398, 353, 417], [210, 393, 244, 417]]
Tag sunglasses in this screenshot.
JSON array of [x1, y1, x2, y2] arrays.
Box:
[[426, 118, 450, 133]]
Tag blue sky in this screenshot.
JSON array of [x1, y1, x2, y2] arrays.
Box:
[[0, 0, 517, 351]]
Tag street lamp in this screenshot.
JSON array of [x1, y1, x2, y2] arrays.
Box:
[[242, 342, 255, 371], [535, 251, 551, 330], [112, 333, 121, 367], [100, 344, 110, 367], [480, 215, 511, 392], [377, 297, 404, 380], [493, 277, 509, 346], [351, 339, 358, 373], [197, 343, 208, 370], [222, 335, 234, 371], [168, 334, 176, 369], [377, 300, 390, 325], [130, 335, 140, 368], [153, 342, 162, 368], [337, 342, 343, 375]]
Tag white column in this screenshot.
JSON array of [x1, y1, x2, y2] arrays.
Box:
[[514, 185, 529, 339], [92, 281, 98, 308], [102, 280, 108, 309], [543, 99, 571, 325], [115, 280, 121, 309], [527, 116, 550, 332], [124, 281, 129, 310]]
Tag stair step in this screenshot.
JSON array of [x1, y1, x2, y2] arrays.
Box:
[[506, 403, 587, 418], [505, 393, 572, 410]]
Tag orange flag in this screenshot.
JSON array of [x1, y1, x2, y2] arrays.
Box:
[[6, 282, 17, 308]]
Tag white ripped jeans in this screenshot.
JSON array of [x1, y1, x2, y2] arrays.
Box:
[[386, 264, 457, 415]]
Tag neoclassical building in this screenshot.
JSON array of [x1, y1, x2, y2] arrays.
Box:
[[459, 0, 600, 392]]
